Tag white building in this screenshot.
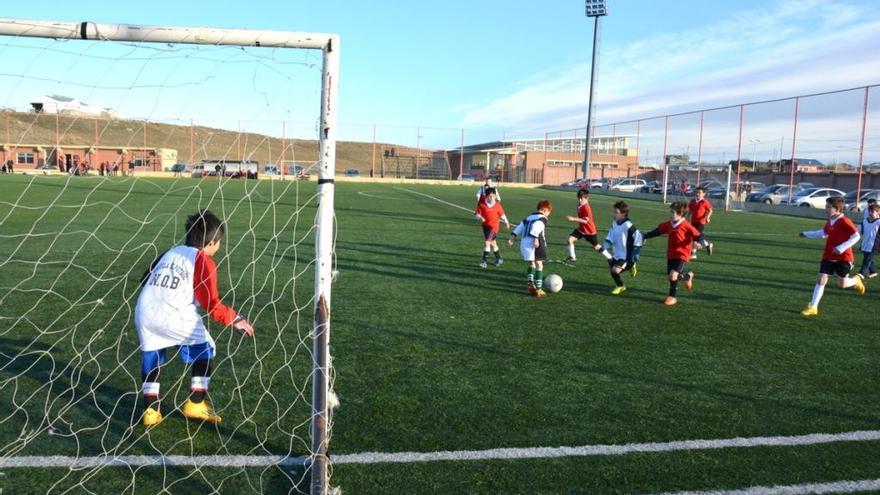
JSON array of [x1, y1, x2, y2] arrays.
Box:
[[30, 95, 116, 119]]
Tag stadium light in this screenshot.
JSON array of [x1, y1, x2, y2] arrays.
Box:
[[582, 0, 608, 180]]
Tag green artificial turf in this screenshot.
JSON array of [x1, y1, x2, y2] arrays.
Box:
[[0, 175, 877, 494]]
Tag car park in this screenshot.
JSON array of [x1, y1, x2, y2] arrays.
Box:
[[457, 173, 477, 181], [779, 187, 845, 208], [845, 189, 880, 211]]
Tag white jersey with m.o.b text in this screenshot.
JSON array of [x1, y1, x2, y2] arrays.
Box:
[[135, 245, 215, 352]]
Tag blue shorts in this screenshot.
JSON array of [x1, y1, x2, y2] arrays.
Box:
[[141, 342, 214, 374]]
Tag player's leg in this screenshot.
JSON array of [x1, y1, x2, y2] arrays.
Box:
[[480, 227, 492, 267], [141, 348, 166, 426], [836, 262, 865, 294], [565, 231, 579, 262], [691, 224, 704, 259], [534, 260, 546, 297], [491, 237, 503, 266], [588, 234, 613, 260], [803, 264, 832, 316], [526, 258, 537, 294], [610, 261, 626, 295], [181, 342, 221, 423], [664, 260, 684, 305]]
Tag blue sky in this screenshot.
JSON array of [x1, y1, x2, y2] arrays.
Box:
[[1, 0, 879, 161]]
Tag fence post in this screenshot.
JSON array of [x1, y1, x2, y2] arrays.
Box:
[[661, 115, 669, 204], [855, 86, 870, 202], [734, 105, 744, 206], [787, 97, 800, 203], [696, 111, 704, 185]]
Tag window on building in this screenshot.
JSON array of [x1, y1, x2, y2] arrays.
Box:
[[16, 152, 35, 164]]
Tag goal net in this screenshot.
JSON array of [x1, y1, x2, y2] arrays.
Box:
[[0, 18, 338, 495]]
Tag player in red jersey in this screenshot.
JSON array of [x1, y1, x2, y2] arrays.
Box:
[[798, 196, 866, 317], [643, 201, 714, 305], [687, 186, 713, 259], [565, 188, 611, 263], [474, 187, 510, 267]]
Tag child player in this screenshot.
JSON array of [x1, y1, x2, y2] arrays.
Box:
[[857, 202, 880, 279], [474, 187, 510, 267], [604, 201, 643, 295], [565, 188, 612, 263], [135, 209, 255, 426], [643, 201, 714, 305], [509, 200, 553, 297], [798, 196, 866, 316], [476, 177, 500, 205], [687, 186, 713, 259]]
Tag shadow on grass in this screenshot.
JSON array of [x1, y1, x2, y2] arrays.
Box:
[[376, 327, 880, 427]]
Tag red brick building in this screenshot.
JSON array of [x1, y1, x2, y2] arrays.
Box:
[[446, 136, 642, 184], [1, 144, 177, 173]]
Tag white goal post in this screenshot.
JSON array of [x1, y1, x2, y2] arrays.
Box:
[[0, 17, 339, 495]]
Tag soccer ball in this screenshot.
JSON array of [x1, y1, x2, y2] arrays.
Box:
[[544, 274, 563, 293]]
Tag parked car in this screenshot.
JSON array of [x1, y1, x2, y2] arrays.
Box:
[[263, 164, 281, 176], [457, 173, 477, 181], [747, 184, 803, 205], [637, 180, 663, 194], [589, 178, 611, 189], [561, 178, 591, 188], [345, 168, 360, 177], [169, 163, 190, 174], [610, 178, 647, 193], [779, 187, 845, 208], [796, 182, 817, 190], [285, 165, 311, 180], [844, 189, 880, 211]]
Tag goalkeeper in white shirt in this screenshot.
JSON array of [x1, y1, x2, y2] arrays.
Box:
[[135, 209, 255, 426]]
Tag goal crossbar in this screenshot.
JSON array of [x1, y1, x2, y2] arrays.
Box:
[[0, 17, 334, 49]]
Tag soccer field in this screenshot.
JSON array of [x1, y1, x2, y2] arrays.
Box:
[[0, 175, 878, 494]]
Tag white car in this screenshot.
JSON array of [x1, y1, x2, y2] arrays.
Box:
[[779, 187, 844, 208], [609, 178, 647, 192]]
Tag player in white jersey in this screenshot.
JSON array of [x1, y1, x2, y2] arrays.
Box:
[[603, 201, 643, 295], [509, 199, 552, 297], [135, 210, 254, 426]]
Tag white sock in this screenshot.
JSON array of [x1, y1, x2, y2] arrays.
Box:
[[600, 249, 613, 260], [810, 284, 825, 308], [567, 244, 576, 259], [841, 276, 857, 288], [142, 382, 160, 396], [191, 376, 210, 391]]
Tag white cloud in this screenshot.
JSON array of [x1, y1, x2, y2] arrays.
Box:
[[456, 0, 880, 134]]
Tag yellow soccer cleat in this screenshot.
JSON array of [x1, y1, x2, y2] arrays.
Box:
[[800, 306, 819, 317], [534, 289, 547, 298], [182, 399, 222, 424], [142, 407, 163, 427], [853, 277, 866, 296], [630, 263, 638, 277], [611, 286, 627, 295]]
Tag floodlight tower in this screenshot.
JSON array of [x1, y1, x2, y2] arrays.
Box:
[[582, 0, 608, 180]]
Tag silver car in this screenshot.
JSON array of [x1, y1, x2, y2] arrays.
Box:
[[747, 184, 803, 205]]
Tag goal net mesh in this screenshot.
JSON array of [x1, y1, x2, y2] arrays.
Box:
[[0, 23, 335, 494]]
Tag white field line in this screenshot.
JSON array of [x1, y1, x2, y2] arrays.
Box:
[[394, 187, 473, 212], [389, 188, 793, 238], [3, 429, 878, 468], [652, 478, 880, 495]]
